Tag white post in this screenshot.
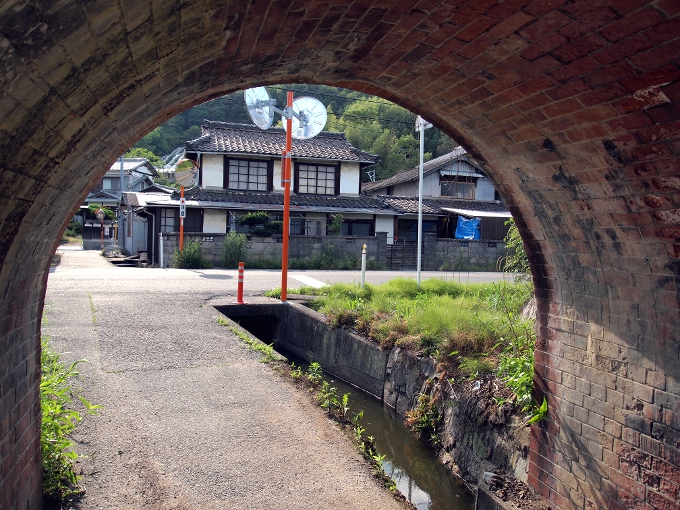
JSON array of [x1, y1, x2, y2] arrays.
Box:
[[159, 232, 164, 268], [361, 244, 367, 288], [119, 155, 125, 248], [415, 116, 432, 286]]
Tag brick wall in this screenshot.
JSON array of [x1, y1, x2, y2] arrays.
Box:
[[0, 1, 678, 508]]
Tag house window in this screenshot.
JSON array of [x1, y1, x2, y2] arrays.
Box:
[[296, 164, 337, 195], [441, 177, 475, 199], [160, 208, 175, 233], [227, 159, 268, 191], [341, 220, 374, 236], [102, 177, 120, 190]]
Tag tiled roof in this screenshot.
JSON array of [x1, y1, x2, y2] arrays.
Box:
[[362, 147, 472, 193], [379, 196, 510, 215], [185, 121, 380, 165], [169, 187, 390, 213]]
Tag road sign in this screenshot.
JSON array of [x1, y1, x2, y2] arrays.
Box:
[[179, 197, 186, 218]]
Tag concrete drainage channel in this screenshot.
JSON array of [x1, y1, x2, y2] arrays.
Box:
[[214, 301, 515, 510]]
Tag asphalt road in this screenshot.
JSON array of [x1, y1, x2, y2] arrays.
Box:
[[43, 247, 506, 509]]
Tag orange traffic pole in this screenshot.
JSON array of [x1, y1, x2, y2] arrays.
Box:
[[281, 91, 293, 303], [179, 185, 185, 252], [234, 261, 246, 304]]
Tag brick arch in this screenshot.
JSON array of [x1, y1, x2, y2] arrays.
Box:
[[1, 1, 678, 508]]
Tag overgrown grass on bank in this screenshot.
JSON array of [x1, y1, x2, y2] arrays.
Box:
[[266, 277, 536, 414]]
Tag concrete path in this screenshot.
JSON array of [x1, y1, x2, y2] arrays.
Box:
[[44, 250, 407, 509]]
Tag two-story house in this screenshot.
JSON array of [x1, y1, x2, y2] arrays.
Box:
[[132, 121, 391, 264], [362, 149, 511, 243]]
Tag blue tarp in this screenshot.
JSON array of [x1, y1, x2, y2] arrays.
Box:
[[454, 216, 481, 240]]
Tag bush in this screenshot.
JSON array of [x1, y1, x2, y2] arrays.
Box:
[[85, 204, 115, 221], [327, 214, 343, 235], [172, 239, 210, 269], [499, 218, 530, 281], [239, 211, 269, 227], [222, 232, 247, 268]]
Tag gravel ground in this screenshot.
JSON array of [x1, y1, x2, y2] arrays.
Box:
[[44, 249, 408, 509]]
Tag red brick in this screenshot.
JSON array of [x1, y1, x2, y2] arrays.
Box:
[[598, 8, 665, 43], [551, 56, 600, 82], [609, 468, 647, 500], [520, 10, 571, 40]]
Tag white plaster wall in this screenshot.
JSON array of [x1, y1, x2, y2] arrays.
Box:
[[375, 215, 395, 244], [476, 177, 496, 201], [273, 159, 283, 192], [202, 154, 223, 187], [340, 162, 360, 195], [203, 209, 227, 233]]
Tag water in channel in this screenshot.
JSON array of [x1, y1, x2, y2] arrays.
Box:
[[323, 375, 476, 510]]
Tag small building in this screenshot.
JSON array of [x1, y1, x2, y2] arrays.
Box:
[[82, 158, 159, 250], [362, 150, 511, 243]]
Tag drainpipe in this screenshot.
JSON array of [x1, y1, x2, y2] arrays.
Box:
[[159, 231, 164, 268]]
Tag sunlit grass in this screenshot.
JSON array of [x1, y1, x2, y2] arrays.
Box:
[[302, 277, 533, 357]]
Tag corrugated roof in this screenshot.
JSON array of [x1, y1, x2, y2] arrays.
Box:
[[379, 196, 510, 216], [185, 121, 380, 165], [362, 147, 475, 193]]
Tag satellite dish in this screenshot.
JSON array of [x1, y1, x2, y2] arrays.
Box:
[[283, 96, 327, 140], [244, 87, 274, 130], [175, 158, 199, 188]]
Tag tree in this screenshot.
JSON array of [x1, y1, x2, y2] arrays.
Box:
[[124, 147, 164, 168]]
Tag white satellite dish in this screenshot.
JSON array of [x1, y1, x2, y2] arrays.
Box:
[[283, 96, 327, 140], [244, 87, 274, 130], [175, 158, 199, 187]]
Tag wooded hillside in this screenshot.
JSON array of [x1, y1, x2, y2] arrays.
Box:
[[133, 85, 454, 183]]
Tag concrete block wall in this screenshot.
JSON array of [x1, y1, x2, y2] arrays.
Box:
[[0, 2, 678, 509], [160, 233, 383, 268]]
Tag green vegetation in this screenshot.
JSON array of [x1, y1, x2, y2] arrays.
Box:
[[239, 211, 283, 237], [133, 85, 453, 182], [221, 232, 247, 268], [405, 394, 440, 445], [327, 214, 343, 235], [124, 147, 164, 168], [301, 278, 532, 356], [172, 239, 211, 269], [499, 218, 530, 281], [293, 277, 538, 421], [85, 204, 115, 221], [41, 337, 100, 503]]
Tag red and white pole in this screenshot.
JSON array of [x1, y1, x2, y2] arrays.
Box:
[[234, 261, 246, 304], [281, 91, 293, 303]]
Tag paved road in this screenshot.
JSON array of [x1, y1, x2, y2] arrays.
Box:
[[44, 249, 505, 509]]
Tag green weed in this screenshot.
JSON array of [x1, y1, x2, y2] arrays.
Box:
[[405, 394, 440, 445], [41, 337, 101, 502], [172, 239, 211, 269]]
